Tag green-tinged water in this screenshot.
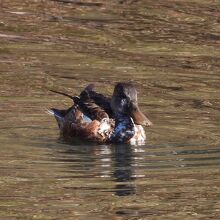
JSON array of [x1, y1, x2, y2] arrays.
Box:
[[0, 0, 220, 219]]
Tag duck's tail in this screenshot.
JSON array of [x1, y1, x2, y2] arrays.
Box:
[[47, 108, 65, 130], [48, 108, 66, 118]]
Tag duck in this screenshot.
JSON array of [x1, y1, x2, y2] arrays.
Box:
[[48, 82, 152, 145]]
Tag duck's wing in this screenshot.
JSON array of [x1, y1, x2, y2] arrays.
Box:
[[74, 97, 110, 121], [49, 105, 113, 144], [81, 84, 113, 117], [50, 84, 113, 121], [76, 84, 113, 121]]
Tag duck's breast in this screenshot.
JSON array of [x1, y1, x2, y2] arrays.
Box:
[[129, 125, 146, 145]]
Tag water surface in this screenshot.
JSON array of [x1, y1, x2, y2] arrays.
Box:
[[0, 0, 220, 219]]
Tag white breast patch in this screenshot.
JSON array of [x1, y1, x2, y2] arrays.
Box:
[[129, 125, 146, 146]]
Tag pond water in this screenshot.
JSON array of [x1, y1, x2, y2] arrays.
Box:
[[0, 0, 220, 219]]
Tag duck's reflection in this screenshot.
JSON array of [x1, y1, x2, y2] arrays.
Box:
[[111, 144, 136, 196], [89, 144, 136, 196], [53, 141, 137, 197]]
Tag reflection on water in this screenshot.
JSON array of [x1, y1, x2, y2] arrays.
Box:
[[0, 0, 220, 219], [51, 144, 136, 196], [113, 145, 135, 196]]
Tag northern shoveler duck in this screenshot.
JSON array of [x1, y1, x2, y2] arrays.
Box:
[[48, 82, 152, 145]]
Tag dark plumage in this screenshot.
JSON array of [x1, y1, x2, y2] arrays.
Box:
[[48, 83, 152, 145]]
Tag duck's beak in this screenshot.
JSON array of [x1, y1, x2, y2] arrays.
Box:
[[128, 102, 152, 126]]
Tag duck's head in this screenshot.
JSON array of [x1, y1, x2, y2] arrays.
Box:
[[111, 82, 152, 126]]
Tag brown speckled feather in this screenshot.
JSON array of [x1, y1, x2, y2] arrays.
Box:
[[60, 105, 113, 143], [50, 84, 112, 121]]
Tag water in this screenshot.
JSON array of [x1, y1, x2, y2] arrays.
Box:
[[0, 0, 220, 219]]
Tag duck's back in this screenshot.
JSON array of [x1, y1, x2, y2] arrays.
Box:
[[75, 84, 113, 121]]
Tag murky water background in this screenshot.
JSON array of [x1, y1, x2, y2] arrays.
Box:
[[0, 0, 220, 219]]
